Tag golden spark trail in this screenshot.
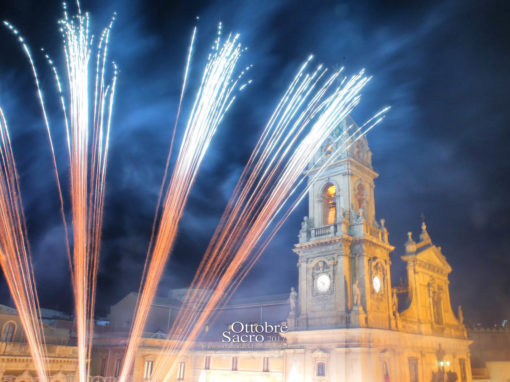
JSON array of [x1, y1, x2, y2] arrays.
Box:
[[152, 61, 389, 380], [58, 9, 117, 382], [0, 109, 49, 382], [117, 27, 248, 382], [195, 115, 390, 330], [214, 112, 390, 316], [4, 6, 117, 380]]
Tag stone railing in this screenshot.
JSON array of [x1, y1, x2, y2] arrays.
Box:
[[311, 224, 336, 238], [298, 212, 389, 244]]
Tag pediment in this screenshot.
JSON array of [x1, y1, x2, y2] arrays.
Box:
[[415, 244, 451, 274]]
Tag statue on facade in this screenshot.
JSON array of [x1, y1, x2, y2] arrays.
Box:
[[299, 216, 310, 242], [392, 289, 400, 326], [392, 289, 398, 312], [289, 287, 297, 315], [353, 280, 361, 306], [300, 216, 309, 231], [457, 305, 464, 324]]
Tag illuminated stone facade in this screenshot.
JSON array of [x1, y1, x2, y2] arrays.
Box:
[[279, 124, 472, 381], [0, 305, 78, 381], [92, 123, 472, 381], [0, 122, 474, 381]]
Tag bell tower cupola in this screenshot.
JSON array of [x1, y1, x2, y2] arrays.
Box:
[[306, 117, 378, 230], [290, 118, 395, 331]]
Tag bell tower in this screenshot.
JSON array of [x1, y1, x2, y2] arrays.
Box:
[[289, 118, 396, 330]]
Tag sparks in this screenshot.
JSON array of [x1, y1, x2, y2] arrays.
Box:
[[0, 108, 49, 382], [117, 25, 248, 382], [4, 5, 118, 381], [58, 9, 117, 382], [150, 58, 389, 381]]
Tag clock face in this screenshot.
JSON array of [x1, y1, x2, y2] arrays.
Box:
[[316, 273, 331, 293], [373, 275, 382, 293]]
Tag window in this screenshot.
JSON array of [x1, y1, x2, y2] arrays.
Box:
[[263, 357, 270, 372], [459, 358, 467, 382], [322, 183, 337, 225], [144, 360, 153, 380], [408, 357, 419, 382], [204, 356, 211, 370], [177, 362, 185, 380], [232, 356, 238, 371], [114, 358, 121, 377], [316, 362, 326, 377], [432, 292, 443, 325], [1, 322, 15, 342]]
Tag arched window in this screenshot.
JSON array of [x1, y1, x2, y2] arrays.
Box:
[[433, 291, 443, 325], [316, 362, 326, 377], [322, 183, 337, 225], [1, 321, 16, 342]]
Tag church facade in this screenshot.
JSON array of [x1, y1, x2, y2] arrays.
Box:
[[92, 128, 472, 381], [0, 125, 473, 381]]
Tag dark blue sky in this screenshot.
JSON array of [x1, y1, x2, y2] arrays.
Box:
[[0, 0, 509, 325]]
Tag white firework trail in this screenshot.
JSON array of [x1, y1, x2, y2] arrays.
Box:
[[4, 4, 117, 381], [57, 8, 117, 382], [150, 58, 389, 381], [117, 25, 250, 382]]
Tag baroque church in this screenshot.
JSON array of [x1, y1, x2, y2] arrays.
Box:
[[0, 122, 473, 381]]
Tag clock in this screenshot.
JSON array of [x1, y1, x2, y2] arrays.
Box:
[[373, 275, 382, 293], [316, 273, 331, 293]]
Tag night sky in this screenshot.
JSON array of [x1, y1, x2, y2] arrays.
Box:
[[0, 0, 509, 326]]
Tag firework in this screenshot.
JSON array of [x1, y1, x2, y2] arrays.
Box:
[[117, 26, 248, 382], [0, 109, 49, 382], [58, 9, 117, 382], [1, 4, 391, 381], [150, 59, 388, 381], [5, 5, 117, 380]]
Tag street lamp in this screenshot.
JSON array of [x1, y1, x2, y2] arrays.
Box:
[[435, 347, 458, 382], [436, 345, 446, 382]]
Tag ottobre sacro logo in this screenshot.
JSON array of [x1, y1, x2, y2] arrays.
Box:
[[222, 321, 288, 343]]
